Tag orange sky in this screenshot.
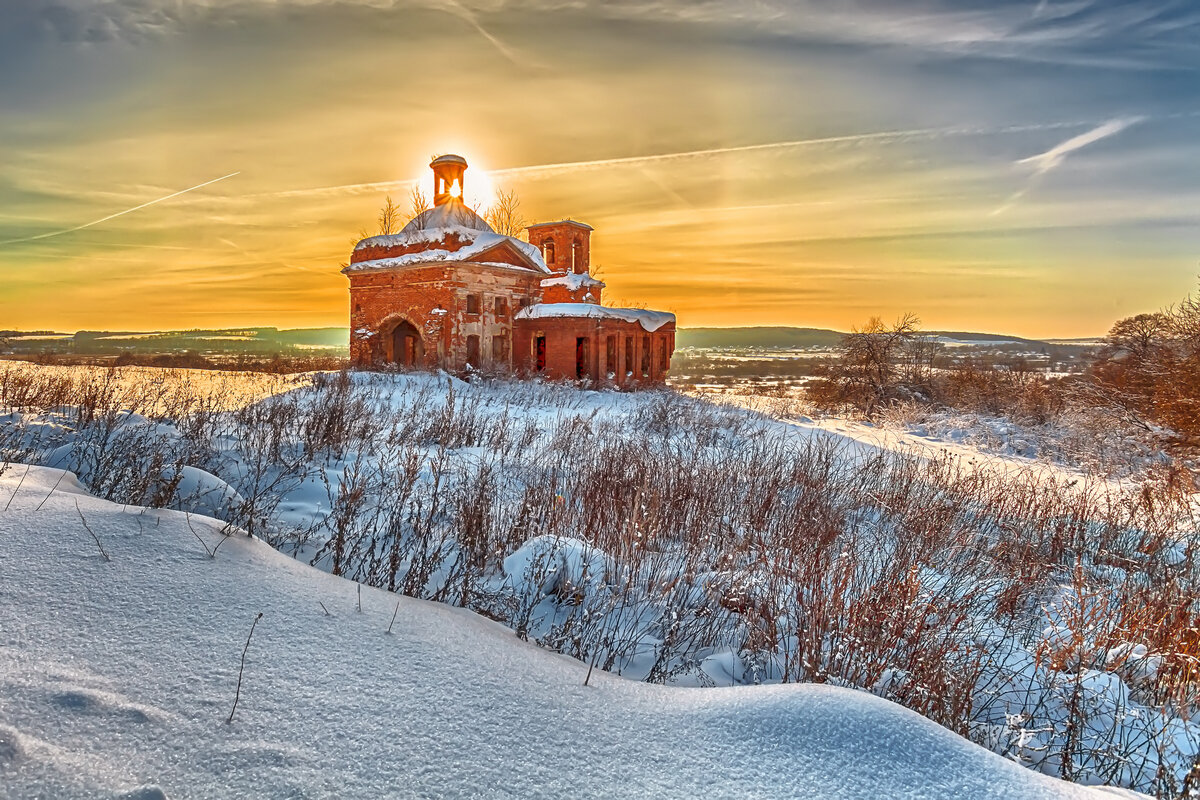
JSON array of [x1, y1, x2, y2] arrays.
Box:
[[2, 1, 1199, 338]]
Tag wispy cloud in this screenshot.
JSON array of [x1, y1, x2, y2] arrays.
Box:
[[1017, 116, 1143, 175], [0, 171, 241, 246], [266, 119, 1085, 200], [434, 0, 542, 68], [993, 117, 1143, 214]]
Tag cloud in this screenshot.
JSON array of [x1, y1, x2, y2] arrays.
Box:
[[0, 171, 241, 246], [1016, 116, 1144, 175], [433, 0, 543, 68], [992, 117, 1143, 215], [264, 118, 1086, 200]]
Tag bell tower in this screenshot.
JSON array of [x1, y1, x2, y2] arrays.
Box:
[[430, 154, 468, 206], [525, 220, 594, 274]]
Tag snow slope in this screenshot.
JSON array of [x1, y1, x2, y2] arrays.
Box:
[[0, 466, 1140, 799]]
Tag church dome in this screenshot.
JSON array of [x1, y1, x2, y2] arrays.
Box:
[[400, 200, 494, 235]]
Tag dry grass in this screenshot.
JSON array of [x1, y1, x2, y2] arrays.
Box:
[[2, 363, 1198, 795]]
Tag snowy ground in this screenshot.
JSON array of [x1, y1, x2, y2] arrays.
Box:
[[0, 465, 1144, 799], [1, 364, 1196, 797]]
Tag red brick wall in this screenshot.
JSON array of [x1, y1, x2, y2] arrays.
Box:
[[351, 231, 475, 265], [513, 317, 675, 386], [538, 275, 604, 306], [348, 264, 542, 368], [526, 223, 591, 274]]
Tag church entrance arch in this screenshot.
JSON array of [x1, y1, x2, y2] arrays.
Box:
[[386, 319, 424, 367]]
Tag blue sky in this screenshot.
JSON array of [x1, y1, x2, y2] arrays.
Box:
[[1, 0, 1198, 335]]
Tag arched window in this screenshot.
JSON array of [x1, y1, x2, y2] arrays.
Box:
[[572, 238, 582, 272], [543, 240, 556, 266]]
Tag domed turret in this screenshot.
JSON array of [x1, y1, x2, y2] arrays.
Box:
[[431, 154, 468, 206]]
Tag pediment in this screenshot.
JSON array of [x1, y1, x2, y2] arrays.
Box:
[[462, 240, 546, 272]]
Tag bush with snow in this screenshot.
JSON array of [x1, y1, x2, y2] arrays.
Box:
[[2, 362, 1199, 796]]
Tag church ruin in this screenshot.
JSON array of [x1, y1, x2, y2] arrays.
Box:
[[344, 154, 675, 385]]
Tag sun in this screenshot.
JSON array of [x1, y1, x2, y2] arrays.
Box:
[[412, 150, 498, 213]]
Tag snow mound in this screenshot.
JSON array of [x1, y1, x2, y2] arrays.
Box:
[[540, 272, 605, 291], [0, 465, 1133, 799], [515, 302, 675, 331], [350, 223, 548, 273]]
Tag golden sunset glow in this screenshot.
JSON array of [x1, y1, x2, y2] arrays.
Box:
[[2, 2, 1198, 337]]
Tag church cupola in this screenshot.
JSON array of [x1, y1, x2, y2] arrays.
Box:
[[430, 154, 468, 206]]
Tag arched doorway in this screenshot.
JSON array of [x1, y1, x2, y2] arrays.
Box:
[[388, 320, 424, 367]]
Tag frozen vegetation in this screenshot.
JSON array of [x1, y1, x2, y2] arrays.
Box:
[[0, 466, 1141, 799], [1, 362, 1197, 797]]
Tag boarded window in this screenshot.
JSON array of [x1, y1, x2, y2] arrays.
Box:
[[492, 335, 509, 363], [466, 294, 481, 315], [466, 335, 480, 367]]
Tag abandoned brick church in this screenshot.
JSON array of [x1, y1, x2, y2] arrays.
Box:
[[344, 154, 676, 385]]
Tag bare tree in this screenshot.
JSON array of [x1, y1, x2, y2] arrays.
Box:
[[351, 191, 419, 248], [486, 188, 526, 237], [377, 194, 402, 236], [409, 186, 431, 222], [844, 314, 921, 413], [1087, 285, 1200, 449]]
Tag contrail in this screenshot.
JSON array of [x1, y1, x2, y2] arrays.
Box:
[[992, 116, 1142, 215], [0, 171, 241, 246], [269, 119, 1086, 199], [438, 0, 540, 69], [1016, 116, 1142, 175], [489, 121, 1090, 179]]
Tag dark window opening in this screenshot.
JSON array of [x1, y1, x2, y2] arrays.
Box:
[[495, 296, 508, 317], [466, 294, 481, 315], [641, 335, 651, 377], [576, 337, 590, 379], [466, 335, 480, 367], [542, 240, 555, 266], [535, 336, 547, 372], [605, 335, 617, 377], [625, 337, 634, 377], [354, 303, 362, 313], [572, 238, 582, 272], [659, 337, 669, 371]]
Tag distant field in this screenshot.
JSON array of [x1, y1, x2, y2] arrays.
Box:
[[1, 327, 349, 359]]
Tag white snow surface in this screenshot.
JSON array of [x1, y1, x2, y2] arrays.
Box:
[[539, 272, 605, 291], [514, 303, 675, 331], [400, 200, 493, 234], [0, 465, 1140, 800]]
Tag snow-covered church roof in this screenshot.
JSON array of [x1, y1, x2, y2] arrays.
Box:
[[345, 156, 549, 275], [345, 225, 549, 274], [515, 303, 675, 332]]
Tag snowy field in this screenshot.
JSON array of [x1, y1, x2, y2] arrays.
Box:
[[2, 363, 1197, 797], [0, 466, 1143, 799]]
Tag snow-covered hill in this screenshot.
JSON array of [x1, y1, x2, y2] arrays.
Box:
[[0, 465, 1143, 799]]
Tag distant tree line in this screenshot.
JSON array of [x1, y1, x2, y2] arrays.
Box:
[[810, 284, 1200, 453]]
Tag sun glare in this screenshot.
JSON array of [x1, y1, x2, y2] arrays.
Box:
[[414, 150, 498, 212]]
